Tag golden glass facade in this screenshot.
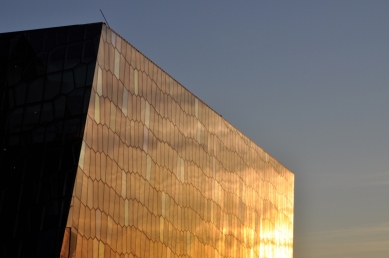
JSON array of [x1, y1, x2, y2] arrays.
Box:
[[64, 24, 294, 258]]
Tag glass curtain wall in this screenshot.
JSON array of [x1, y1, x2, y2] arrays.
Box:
[[65, 24, 294, 258], [0, 23, 102, 258]]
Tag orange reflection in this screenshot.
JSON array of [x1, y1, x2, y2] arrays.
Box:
[[64, 25, 294, 257]]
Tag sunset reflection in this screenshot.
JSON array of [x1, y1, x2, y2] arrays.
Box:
[[63, 24, 294, 257]]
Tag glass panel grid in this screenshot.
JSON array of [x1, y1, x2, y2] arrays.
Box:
[[64, 24, 294, 258]]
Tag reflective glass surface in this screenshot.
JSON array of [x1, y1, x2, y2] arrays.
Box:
[[0, 23, 102, 257], [1, 23, 293, 258], [65, 25, 294, 257]]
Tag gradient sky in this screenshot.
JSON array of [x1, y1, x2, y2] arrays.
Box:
[[1, 1, 388, 257]]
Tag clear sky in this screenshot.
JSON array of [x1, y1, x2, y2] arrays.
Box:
[[1, 1, 388, 257]]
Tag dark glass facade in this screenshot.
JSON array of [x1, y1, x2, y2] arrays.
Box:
[[0, 23, 102, 257], [0, 23, 294, 258]]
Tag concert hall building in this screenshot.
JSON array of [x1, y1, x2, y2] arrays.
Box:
[[0, 23, 294, 258]]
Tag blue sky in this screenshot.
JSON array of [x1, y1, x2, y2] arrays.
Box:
[[1, 1, 388, 257]]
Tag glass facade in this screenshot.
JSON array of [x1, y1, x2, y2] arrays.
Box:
[[0, 23, 102, 257], [0, 23, 294, 258]]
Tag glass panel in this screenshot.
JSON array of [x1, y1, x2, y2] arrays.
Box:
[[23, 104, 41, 130], [143, 126, 148, 153], [82, 39, 96, 63], [104, 71, 112, 101], [111, 31, 116, 47], [74, 64, 87, 88], [59, 227, 71, 257], [134, 69, 138, 95], [27, 77, 44, 103], [94, 93, 100, 124], [114, 49, 120, 79], [44, 72, 61, 100], [40, 103, 53, 123], [109, 43, 115, 74], [47, 46, 65, 73], [14, 82, 27, 105], [119, 52, 126, 83], [104, 41, 110, 71], [112, 76, 118, 104], [68, 26, 84, 43], [97, 66, 102, 96], [122, 87, 128, 116], [109, 102, 116, 131], [35, 52, 48, 75], [66, 88, 85, 116], [62, 70, 74, 94], [65, 42, 82, 69]]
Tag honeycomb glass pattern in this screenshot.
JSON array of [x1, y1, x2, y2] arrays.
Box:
[[0, 23, 102, 257], [65, 25, 294, 258]]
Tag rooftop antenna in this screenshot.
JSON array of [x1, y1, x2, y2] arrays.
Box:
[[100, 9, 110, 27]]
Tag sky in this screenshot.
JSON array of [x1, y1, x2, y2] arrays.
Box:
[[1, 1, 388, 257]]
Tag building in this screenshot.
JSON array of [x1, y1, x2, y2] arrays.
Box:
[[0, 23, 294, 258]]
